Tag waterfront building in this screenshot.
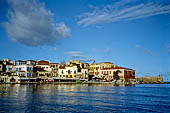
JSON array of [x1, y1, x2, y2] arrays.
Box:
[[0, 58, 136, 83], [79, 68, 88, 80], [58, 65, 77, 78], [14, 60, 34, 82], [2, 59, 14, 64], [99, 62, 115, 69], [35, 60, 51, 81], [15, 60, 34, 77], [100, 66, 135, 81], [0, 60, 6, 82], [56, 65, 78, 82], [5, 61, 18, 83], [66, 60, 89, 80], [0, 60, 19, 83], [49, 63, 59, 77], [57, 60, 89, 81], [89, 62, 115, 80], [0, 61, 5, 75], [66, 60, 80, 66], [89, 63, 100, 76], [26, 60, 36, 65], [58, 65, 66, 78], [36, 60, 51, 72]]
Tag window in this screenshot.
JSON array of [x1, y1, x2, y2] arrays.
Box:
[[62, 70, 64, 74], [68, 70, 71, 74], [74, 71, 76, 74], [27, 67, 32, 71], [78, 68, 81, 72], [27, 73, 32, 76], [82, 64, 84, 68]]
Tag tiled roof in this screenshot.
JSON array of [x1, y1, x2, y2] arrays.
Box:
[[37, 60, 49, 65], [101, 62, 113, 64], [18, 71, 25, 72], [101, 67, 134, 70], [59, 66, 66, 69]]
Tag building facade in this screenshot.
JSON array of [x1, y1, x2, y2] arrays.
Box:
[[100, 67, 135, 81], [0, 59, 136, 83]]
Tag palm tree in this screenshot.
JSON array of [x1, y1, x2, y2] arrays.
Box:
[[113, 70, 121, 84]]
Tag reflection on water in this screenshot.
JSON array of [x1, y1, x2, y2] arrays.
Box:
[[0, 84, 170, 113]]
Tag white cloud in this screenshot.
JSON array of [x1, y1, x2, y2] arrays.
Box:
[[4, 0, 70, 46], [55, 22, 70, 38], [64, 51, 82, 56], [64, 51, 86, 58], [64, 51, 97, 62], [78, 57, 97, 62], [77, 0, 170, 27]]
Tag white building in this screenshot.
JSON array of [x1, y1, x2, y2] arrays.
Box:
[[58, 65, 78, 79], [36, 60, 51, 72], [15, 60, 34, 78]]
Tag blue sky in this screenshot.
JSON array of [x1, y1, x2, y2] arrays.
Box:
[[0, 0, 170, 79]]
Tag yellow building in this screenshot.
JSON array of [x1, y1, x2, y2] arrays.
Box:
[[89, 62, 115, 75], [49, 63, 59, 77]]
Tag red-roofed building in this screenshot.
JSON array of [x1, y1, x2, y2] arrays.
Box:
[[36, 60, 51, 71], [99, 66, 135, 81]]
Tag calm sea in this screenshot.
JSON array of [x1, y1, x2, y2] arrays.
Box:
[[0, 84, 170, 113]]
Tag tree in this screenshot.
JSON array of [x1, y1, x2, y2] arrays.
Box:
[[113, 70, 121, 81]]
